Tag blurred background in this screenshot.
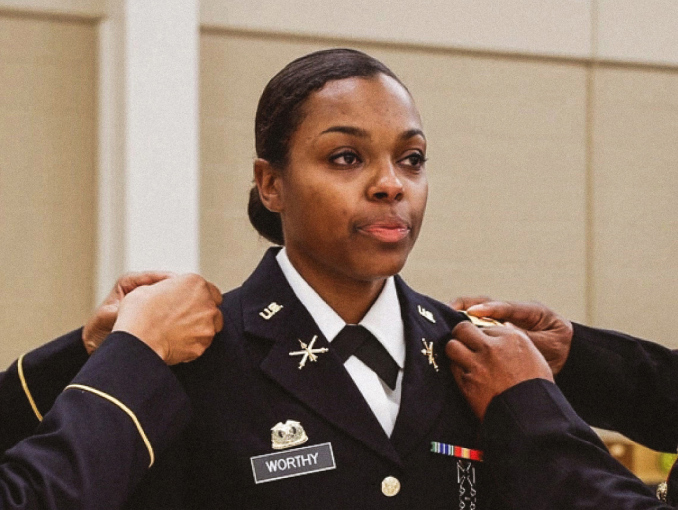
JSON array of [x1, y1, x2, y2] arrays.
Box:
[[1, 0, 677, 483]]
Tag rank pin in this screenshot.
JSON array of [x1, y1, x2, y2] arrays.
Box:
[[460, 310, 503, 328], [289, 336, 328, 369], [421, 338, 439, 372]]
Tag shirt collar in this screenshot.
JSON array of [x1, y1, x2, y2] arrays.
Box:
[[276, 248, 405, 368]]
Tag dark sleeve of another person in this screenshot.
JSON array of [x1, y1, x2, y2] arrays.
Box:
[[0, 332, 191, 510], [482, 378, 673, 510]]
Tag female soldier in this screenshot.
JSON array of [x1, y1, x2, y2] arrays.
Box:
[[128, 48, 500, 509]]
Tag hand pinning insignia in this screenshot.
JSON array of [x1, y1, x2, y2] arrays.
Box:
[[289, 336, 328, 369], [260, 302, 284, 320], [417, 305, 436, 323], [420, 338, 439, 372]]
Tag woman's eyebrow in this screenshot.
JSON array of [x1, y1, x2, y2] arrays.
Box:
[[320, 126, 370, 138], [401, 128, 426, 141], [318, 126, 426, 141]]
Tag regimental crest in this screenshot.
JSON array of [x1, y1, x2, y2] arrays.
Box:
[[271, 420, 308, 450]]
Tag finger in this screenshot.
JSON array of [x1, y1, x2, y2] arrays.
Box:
[[214, 309, 224, 333], [118, 271, 176, 295], [444, 339, 476, 372], [451, 322, 488, 352], [449, 296, 493, 311], [97, 303, 119, 326], [206, 282, 223, 305], [448, 361, 468, 388], [480, 324, 530, 342]]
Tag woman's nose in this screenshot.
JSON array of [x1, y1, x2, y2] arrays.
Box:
[[368, 161, 404, 202]]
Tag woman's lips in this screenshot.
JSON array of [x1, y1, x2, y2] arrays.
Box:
[[358, 220, 410, 243]]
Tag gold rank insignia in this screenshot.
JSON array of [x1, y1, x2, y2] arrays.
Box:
[[271, 420, 308, 450], [289, 336, 328, 369], [460, 310, 503, 328], [420, 338, 439, 372]]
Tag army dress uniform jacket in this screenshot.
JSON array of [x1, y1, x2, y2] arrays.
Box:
[[127, 248, 504, 509], [480, 323, 678, 510], [0, 330, 191, 509]]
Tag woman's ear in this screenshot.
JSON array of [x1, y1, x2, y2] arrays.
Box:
[[253, 158, 283, 213]]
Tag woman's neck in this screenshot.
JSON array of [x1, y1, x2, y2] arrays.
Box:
[[285, 251, 386, 324]]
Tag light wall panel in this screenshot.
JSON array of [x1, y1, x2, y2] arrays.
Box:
[[0, 14, 97, 365], [201, 0, 591, 59], [199, 32, 588, 322], [592, 66, 678, 347], [597, 0, 678, 67]]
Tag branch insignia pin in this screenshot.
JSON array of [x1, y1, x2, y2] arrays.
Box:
[[289, 336, 328, 369], [421, 338, 439, 372]]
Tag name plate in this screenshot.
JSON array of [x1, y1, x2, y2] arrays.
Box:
[[251, 442, 336, 484]]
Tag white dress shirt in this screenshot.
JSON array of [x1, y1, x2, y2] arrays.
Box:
[[276, 248, 405, 436]]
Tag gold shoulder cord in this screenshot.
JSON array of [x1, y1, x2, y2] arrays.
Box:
[[17, 354, 44, 422], [64, 384, 155, 468]]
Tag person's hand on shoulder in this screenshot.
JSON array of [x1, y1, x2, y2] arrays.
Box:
[[83, 271, 175, 354], [113, 273, 224, 365], [446, 322, 553, 421], [450, 297, 574, 375]]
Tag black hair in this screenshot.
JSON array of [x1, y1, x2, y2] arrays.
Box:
[[248, 48, 406, 245]]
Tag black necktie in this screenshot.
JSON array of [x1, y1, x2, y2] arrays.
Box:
[[331, 325, 399, 390]]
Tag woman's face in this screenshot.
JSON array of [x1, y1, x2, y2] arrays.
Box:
[[271, 73, 428, 286]]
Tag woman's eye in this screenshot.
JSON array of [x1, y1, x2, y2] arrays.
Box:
[[400, 152, 427, 168], [330, 151, 361, 166]]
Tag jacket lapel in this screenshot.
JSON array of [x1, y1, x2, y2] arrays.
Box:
[[389, 277, 466, 460], [241, 249, 401, 466]]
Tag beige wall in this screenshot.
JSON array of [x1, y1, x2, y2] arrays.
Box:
[[1, 2, 678, 365], [199, 30, 678, 349], [592, 66, 678, 344], [0, 13, 97, 365]]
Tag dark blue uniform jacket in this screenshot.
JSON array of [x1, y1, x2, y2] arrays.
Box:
[[127, 248, 505, 509]]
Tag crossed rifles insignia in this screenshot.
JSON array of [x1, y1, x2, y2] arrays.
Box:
[[289, 336, 329, 369]]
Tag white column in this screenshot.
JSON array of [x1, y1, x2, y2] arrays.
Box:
[[97, 0, 200, 302]]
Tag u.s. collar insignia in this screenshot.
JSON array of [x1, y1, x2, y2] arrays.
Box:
[[420, 338, 439, 372], [260, 302, 284, 320], [271, 420, 308, 450], [289, 336, 328, 369], [418, 305, 436, 323]]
